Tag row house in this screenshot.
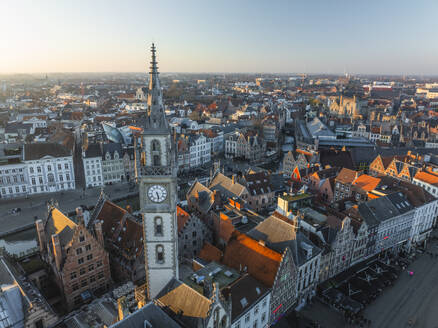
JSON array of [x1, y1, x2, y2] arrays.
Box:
[[188, 134, 211, 168], [25, 143, 75, 195], [369, 153, 421, 182], [82, 143, 104, 188], [222, 231, 297, 326], [102, 143, 125, 184], [242, 170, 276, 211], [222, 274, 271, 328], [248, 212, 320, 309], [282, 149, 317, 177], [333, 168, 362, 201], [224, 132, 266, 162], [36, 205, 111, 310], [413, 170, 438, 198]]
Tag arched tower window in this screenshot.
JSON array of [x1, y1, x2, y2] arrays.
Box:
[[151, 140, 161, 166], [156, 245, 164, 264], [154, 217, 163, 236]]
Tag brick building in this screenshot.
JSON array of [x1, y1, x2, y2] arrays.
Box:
[[36, 205, 111, 310]]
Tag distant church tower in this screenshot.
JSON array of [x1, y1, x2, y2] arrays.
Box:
[[137, 44, 178, 300]]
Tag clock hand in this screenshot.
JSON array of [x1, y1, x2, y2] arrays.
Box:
[[155, 191, 159, 199]]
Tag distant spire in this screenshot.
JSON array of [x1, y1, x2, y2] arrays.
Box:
[[144, 43, 169, 133]]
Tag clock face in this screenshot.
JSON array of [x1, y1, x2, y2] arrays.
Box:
[[148, 185, 167, 203]]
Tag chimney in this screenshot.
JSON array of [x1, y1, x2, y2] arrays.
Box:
[[76, 207, 84, 225], [94, 220, 104, 246], [52, 234, 62, 272], [258, 240, 266, 247], [232, 174, 236, 184], [36, 219, 46, 253]]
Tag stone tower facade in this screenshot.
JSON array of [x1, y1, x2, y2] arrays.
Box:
[[137, 44, 179, 300]]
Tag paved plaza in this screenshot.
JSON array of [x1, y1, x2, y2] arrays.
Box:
[[0, 183, 138, 236], [298, 231, 438, 328], [364, 234, 438, 328]]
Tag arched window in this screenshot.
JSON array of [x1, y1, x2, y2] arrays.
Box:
[[154, 217, 163, 236], [156, 245, 164, 263], [151, 140, 161, 166], [151, 140, 160, 152]]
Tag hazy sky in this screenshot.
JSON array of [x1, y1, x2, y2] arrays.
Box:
[[1, 0, 437, 74]]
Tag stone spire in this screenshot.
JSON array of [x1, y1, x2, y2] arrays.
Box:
[[144, 43, 169, 133]]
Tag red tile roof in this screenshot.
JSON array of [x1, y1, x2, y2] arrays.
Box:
[[222, 232, 282, 287]]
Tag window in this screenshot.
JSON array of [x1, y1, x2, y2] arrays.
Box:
[[59, 175, 63, 182], [72, 283, 79, 291], [65, 163, 69, 169], [156, 245, 164, 263], [96, 260, 102, 267], [97, 271, 104, 279], [89, 264, 94, 271], [245, 313, 250, 323], [47, 165, 51, 171], [76, 248, 82, 255], [79, 235, 85, 242], [87, 254, 93, 261], [81, 279, 87, 287], [70, 272, 77, 280], [154, 217, 163, 236], [78, 258, 84, 265], [38, 177, 43, 184], [80, 268, 86, 275], [48, 173, 55, 183], [58, 164, 61, 170], [85, 244, 91, 251], [37, 166, 41, 173], [89, 275, 96, 283], [30, 167, 34, 173]]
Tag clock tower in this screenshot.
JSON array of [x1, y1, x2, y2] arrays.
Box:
[[137, 44, 178, 300]]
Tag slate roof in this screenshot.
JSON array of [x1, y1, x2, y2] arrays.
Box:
[[102, 143, 123, 160], [221, 274, 269, 322], [110, 302, 181, 328], [244, 171, 272, 196], [186, 181, 214, 214], [357, 193, 413, 226], [24, 143, 70, 160], [319, 148, 354, 170], [84, 143, 102, 158]]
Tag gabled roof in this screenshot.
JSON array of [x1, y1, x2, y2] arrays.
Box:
[[209, 173, 247, 198], [336, 168, 359, 184], [222, 232, 282, 287], [186, 181, 214, 213], [45, 207, 77, 247], [352, 174, 381, 192], [157, 279, 212, 319]]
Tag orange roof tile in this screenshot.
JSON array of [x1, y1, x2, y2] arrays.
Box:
[[222, 232, 282, 287], [352, 174, 381, 192], [414, 171, 438, 186]]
